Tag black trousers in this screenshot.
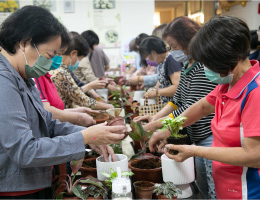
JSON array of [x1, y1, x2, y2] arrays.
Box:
[[0, 187, 52, 199]]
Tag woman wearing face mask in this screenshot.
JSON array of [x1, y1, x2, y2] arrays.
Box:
[[158, 16, 260, 199], [135, 17, 217, 199], [50, 33, 113, 110], [34, 52, 99, 127], [0, 6, 126, 199], [138, 36, 182, 104]]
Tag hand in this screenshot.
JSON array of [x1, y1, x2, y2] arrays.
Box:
[[164, 144, 196, 162], [128, 76, 139, 85], [78, 113, 96, 127], [144, 90, 156, 98], [71, 107, 99, 114], [89, 144, 116, 162], [148, 130, 170, 153], [143, 120, 162, 132], [88, 80, 107, 90], [133, 115, 153, 123], [82, 123, 126, 145], [118, 77, 126, 86]]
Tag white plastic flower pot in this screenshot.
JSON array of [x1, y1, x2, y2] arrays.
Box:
[[133, 91, 146, 103], [96, 154, 129, 181], [177, 183, 193, 198], [96, 89, 108, 102], [139, 98, 156, 106], [161, 154, 195, 185]]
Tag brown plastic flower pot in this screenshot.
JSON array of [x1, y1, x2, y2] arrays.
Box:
[[89, 112, 109, 124], [107, 117, 125, 126], [128, 159, 163, 183], [133, 181, 155, 199], [80, 157, 97, 178]]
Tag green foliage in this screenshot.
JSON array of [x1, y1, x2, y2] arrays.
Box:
[[153, 182, 182, 199], [101, 168, 134, 189], [129, 121, 153, 152], [110, 141, 123, 154], [80, 176, 108, 199], [161, 116, 188, 138]]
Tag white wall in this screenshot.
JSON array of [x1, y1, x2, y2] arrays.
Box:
[[223, 1, 260, 30]]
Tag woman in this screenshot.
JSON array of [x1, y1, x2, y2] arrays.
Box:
[[0, 6, 125, 199], [139, 36, 182, 104], [50, 33, 113, 110], [135, 17, 217, 198], [159, 16, 260, 199], [81, 30, 110, 78]]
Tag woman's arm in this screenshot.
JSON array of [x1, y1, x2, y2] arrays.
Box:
[[43, 102, 95, 127], [165, 136, 260, 168]]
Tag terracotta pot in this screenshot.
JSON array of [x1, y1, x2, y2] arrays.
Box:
[[107, 117, 125, 126], [133, 181, 155, 199], [80, 157, 97, 178], [90, 112, 109, 124], [128, 159, 163, 183]]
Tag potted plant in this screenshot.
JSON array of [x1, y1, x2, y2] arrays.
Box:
[[55, 160, 88, 199], [96, 154, 129, 181], [128, 121, 163, 183], [161, 116, 188, 155], [153, 182, 182, 199], [101, 168, 134, 189], [133, 181, 155, 199], [80, 176, 108, 199]]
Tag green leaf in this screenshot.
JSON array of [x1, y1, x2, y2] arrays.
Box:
[[72, 185, 83, 199], [129, 132, 140, 141], [56, 192, 64, 199]]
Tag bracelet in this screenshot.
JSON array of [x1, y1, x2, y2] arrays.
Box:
[[138, 76, 141, 83]]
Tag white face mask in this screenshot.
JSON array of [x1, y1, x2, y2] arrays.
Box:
[[170, 49, 188, 63]]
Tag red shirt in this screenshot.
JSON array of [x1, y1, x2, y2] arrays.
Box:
[[206, 60, 260, 199], [35, 73, 64, 110]]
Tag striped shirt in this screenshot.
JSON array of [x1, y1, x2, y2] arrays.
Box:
[[171, 62, 217, 143]]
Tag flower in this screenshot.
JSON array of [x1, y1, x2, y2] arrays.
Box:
[[101, 3, 106, 8]]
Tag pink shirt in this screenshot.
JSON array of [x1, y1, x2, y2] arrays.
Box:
[[206, 60, 260, 199], [34, 73, 64, 110]]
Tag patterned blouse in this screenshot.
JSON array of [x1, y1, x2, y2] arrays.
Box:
[[50, 64, 96, 109], [73, 56, 97, 84]]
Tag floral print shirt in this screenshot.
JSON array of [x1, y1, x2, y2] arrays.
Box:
[[50, 64, 96, 109]]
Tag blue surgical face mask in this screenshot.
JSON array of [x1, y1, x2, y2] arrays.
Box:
[[50, 55, 62, 70], [204, 66, 233, 84], [68, 59, 79, 72], [170, 49, 188, 63]]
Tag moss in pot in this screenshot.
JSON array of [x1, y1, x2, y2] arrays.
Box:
[[161, 116, 188, 155]]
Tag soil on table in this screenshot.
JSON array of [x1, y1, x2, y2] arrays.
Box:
[[82, 159, 96, 169], [166, 136, 187, 155], [134, 182, 154, 188], [132, 158, 161, 169]]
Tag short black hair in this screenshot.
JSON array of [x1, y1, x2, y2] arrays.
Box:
[[139, 36, 167, 57], [190, 16, 250, 75], [81, 30, 99, 50], [64, 33, 89, 57], [0, 6, 70, 54], [135, 33, 149, 48], [163, 16, 200, 51]]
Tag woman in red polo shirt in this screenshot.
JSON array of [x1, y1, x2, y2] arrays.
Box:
[[156, 16, 260, 199]]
